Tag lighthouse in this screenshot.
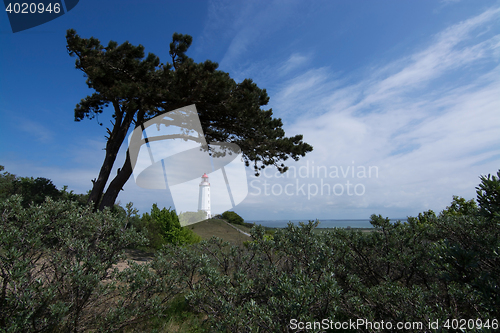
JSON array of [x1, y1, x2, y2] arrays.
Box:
[[198, 173, 211, 219]]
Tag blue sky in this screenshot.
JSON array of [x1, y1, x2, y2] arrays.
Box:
[[1, 0, 499, 222]]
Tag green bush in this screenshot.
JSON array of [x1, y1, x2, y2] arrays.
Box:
[[164, 214, 498, 332], [440, 195, 478, 217], [0, 165, 62, 207], [140, 204, 201, 249], [0, 165, 89, 207], [0, 196, 148, 332], [151, 170, 500, 332], [221, 210, 244, 225], [0, 165, 16, 201], [476, 169, 500, 220], [3, 167, 498, 332]]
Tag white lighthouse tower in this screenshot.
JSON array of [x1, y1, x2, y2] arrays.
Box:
[[198, 173, 211, 219]]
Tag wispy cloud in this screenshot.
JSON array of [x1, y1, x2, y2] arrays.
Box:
[[248, 6, 500, 218], [5, 3, 498, 219], [272, 68, 332, 118], [16, 118, 54, 143], [278, 53, 311, 76], [200, 0, 312, 73], [361, 7, 500, 106]]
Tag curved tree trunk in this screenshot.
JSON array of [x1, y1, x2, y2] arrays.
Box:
[[97, 110, 145, 211], [99, 153, 133, 211], [87, 138, 123, 211], [87, 102, 136, 211]]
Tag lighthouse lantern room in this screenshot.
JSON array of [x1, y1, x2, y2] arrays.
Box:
[[198, 173, 211, 219]]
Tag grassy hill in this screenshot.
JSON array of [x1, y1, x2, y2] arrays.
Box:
[[186, 219, 252, 246]]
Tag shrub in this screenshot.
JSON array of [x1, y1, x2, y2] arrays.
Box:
[[0, 168, 62, 207], [124, 201, 142, 230], [221, 210, 244, 225], [0, 195, 148, 332], [0, 165, 89, 207], [476, 169, 500, 220], [13, 176, 62, 207], [167, 212, 498, 331], [153, 171, 500, 331], [0, 165, 15, 201], [3, 168, 497, 332], [440, 195, 478, 217], [140, 204, 201, 249]]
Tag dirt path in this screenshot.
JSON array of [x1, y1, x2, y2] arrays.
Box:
[[125, 248, 155, 262], [221, 220, 252, 237], [113, 249, 155, 272], [114, 223, 251, 272]]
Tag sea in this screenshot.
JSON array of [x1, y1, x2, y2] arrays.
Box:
[[246, 219, 408, 229]]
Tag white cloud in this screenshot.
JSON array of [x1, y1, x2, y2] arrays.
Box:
[[201, 0, 311, 74], [5, 4, 498, 220], [16, 118, 54, 143], [363, 8, 500, 105], [278, 53, 311, 76], [243, 7, 500, 219]]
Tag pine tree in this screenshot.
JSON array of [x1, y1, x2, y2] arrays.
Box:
[[66, 30, 313, 211]]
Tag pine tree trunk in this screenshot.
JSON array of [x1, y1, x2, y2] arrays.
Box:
[[97, 112, 144, 211], [87, 104, 136, 211], [98, 153, 133, 211], [87, 140, 122, 211]]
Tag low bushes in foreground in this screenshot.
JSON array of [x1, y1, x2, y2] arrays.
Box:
[[157, 214, 497, 332], [153, 171, 500, 332], [130, 203, 201, 250], [0, 196, 188, 332], [1, 170, 499, 332]]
